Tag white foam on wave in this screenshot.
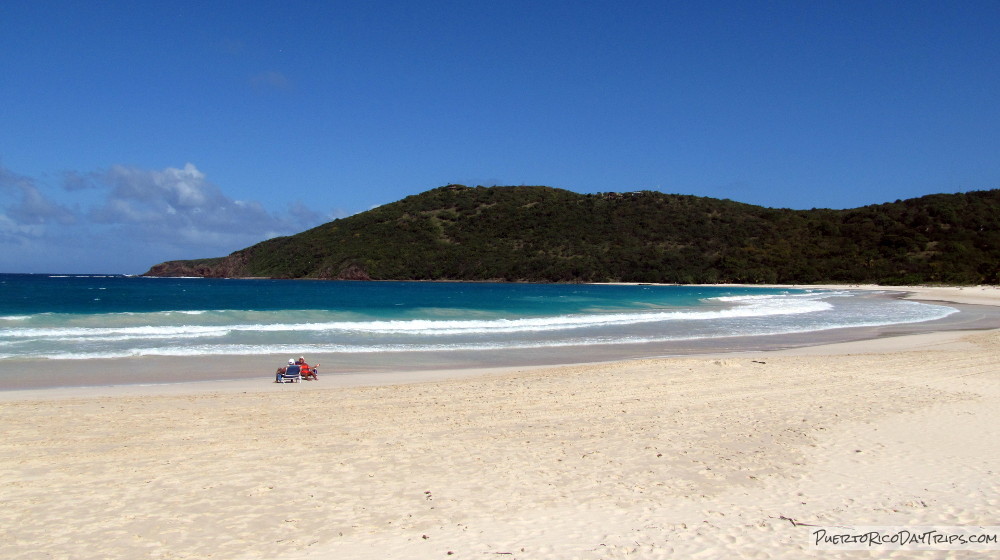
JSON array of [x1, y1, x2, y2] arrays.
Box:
[[4, 291, 961, 360], [2, 293, 832, 341], [330, 296, 831, 335], [3, 325, 233, 339], [33, 301, 960, 360]]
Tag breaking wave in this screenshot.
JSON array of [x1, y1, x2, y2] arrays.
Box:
[[0, 290, 958, 360]]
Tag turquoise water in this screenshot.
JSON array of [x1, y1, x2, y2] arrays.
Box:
[[0, 274, 957, 361]]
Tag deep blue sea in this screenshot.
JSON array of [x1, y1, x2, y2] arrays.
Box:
[[0, 274, 958, 362]]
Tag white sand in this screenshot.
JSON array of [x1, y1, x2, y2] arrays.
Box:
[[809, 283, 1000, 307], [1, 285, 998, 559]]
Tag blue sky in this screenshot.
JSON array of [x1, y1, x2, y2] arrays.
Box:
[[1, 1, 998, 274]]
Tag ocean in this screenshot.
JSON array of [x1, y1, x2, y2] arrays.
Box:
[[0, 274, 959, 364]]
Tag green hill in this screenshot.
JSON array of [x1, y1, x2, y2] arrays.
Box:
[[144, 185, 1000, 285]]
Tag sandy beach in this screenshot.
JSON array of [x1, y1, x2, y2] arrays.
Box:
[[2, 285, 998, 559]]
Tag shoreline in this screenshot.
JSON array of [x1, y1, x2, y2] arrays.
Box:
[[2, 284, 999, 398], [2, 285, 998, 558]]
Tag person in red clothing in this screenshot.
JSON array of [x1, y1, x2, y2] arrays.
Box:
[[297, 356, 318, 380]]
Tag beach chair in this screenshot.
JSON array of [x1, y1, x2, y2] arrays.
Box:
[[277, 364, 302, 383]]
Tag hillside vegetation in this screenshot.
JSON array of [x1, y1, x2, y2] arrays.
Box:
[[145, 185, 1000, 285]]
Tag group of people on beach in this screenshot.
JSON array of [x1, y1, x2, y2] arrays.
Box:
[[275, 356, 318, 382]]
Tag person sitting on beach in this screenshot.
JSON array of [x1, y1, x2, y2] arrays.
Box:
[[275, 359, 301, 382], [297, 356, 318, 380]]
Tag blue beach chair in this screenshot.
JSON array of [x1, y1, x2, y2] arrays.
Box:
[[276, 364, 302, 383]]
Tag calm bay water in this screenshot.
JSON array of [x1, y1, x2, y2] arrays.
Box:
[[0, 274, 957, 362]]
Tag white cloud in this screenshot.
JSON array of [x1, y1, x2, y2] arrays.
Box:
[[87, 163, 327, 248], [0, 163, 330, 273], [0, 166, 76, 227]]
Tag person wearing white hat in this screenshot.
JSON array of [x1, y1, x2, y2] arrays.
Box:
[[275, 358, 301, 382]]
